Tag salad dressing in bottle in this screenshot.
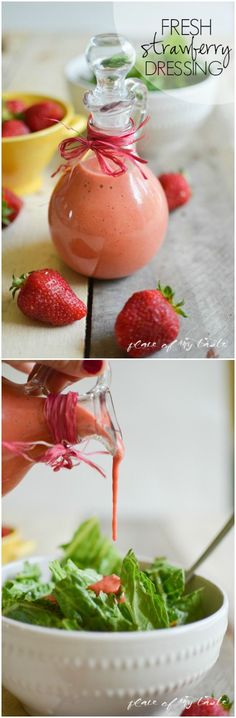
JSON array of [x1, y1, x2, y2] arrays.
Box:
[[2, 367, 123, 539], [49, 34, 168, 278]]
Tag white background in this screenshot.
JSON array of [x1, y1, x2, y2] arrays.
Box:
[[2, 1, 233, 35]]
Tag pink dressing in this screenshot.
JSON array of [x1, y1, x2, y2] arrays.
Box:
[[112, 435, 124, 541], [49, 155, 168, 279]]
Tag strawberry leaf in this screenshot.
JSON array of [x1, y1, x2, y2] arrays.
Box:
[[2, 102, 13, 122], [2, 199, 13, 226], [219, 695, 233, 712], [157, 281, 188, 318], [9, 272, 30, 298]]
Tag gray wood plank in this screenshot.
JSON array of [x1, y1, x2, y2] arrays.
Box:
[[90, 108, 233, 359]]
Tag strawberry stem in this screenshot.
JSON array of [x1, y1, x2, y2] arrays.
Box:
[[219, 695, 233, 712], [2, 200, 13, 226], [157, 281, 187, 318], [9, 272, 30, 299]]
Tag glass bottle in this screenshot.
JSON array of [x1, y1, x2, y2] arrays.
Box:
[[2, 365, 123, 539], [49, 34, 168, 279]]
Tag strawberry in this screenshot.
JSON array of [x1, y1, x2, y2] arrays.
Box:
[[24, 101, 64, 132], [44, 594, 58, 604], [181, 695, 232, 716], [10, 269, 87, 326], [2, 119, 30, 137], [88, 575, 121, 596], [2, 188, 23, 227], [2, 526, 13, 538], [158, 172, 191, 211], [5, 99, 27, 115], [115, 282, 187, 357]]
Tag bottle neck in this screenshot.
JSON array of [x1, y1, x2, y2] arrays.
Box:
[[84, 86, 134, 132], [86, 115, 138, 159], [3, 379, 119, 453]]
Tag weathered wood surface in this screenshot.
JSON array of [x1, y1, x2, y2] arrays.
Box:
[[91, 107, 234, 358]]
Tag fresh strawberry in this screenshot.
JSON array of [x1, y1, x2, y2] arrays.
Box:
[[115, 282, 187, 357], [158, 172, 191, 211], [10, 269, 87, 326], [2, 119, 30, 137], [2, 526, 13, 538], [44, 594, 58, 604], [24, 101, 64, 132], [5, 99, 27, 115], [88, 575, 121, 596], [181, 695, 232, 716], [2, 187, 23, 227]]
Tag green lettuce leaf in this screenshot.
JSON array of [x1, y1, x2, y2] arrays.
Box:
[[120, 550, 169, 630], [3, 600, 63, 628], [145, 557, 203, 626], [51, 558, 133, 632], [2, 520, 205, 632], [61, 517, 121, 574], [172, 588, 204, 624], [2, 561, 54, 611], [146, 557, 185, 600]]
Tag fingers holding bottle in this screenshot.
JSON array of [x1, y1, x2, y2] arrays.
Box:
[[27, 360, 106, 393]]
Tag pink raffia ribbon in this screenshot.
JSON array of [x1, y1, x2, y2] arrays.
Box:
[[2, 392, 108, 477], [52, 114, 149, 179]]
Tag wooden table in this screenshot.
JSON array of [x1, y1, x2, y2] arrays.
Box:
[[2, 33, 234, 359]]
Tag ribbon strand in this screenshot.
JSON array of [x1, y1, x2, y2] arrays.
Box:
[[2, 392, 109, 477], [52, 114, 149, 179]]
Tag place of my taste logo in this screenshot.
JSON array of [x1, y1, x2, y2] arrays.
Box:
[[140, 18, 232, 80]]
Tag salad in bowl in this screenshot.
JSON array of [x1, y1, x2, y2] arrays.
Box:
[[2, 518, 228, 716], [2, 517, 205, 632]]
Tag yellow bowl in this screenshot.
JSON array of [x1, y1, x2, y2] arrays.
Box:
[[2, 92, 87, 195], [2, 526, 36, 564]]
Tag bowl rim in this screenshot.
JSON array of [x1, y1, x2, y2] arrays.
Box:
[[64, 53, 217, 97], [2, 92, 76, 142], [2, 554, 228, 641]]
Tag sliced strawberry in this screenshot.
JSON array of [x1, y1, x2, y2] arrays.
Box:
[[44, 594, 58, 604], [88, 574, 121, 596]]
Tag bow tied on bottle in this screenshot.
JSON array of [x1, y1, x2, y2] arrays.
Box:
[[52, 114, 150, 178]]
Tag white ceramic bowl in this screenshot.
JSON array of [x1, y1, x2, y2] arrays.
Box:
[[2, 556, 228, 717], [65, 55, 219, 157]]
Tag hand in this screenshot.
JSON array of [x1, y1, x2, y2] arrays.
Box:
[[5, 360, 105, 393]]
